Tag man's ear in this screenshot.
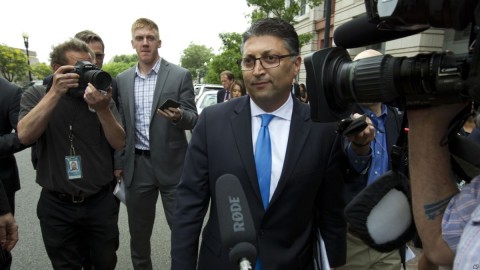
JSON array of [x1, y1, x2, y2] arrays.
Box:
[[294, 56, 302, 76], [52, 63, 62, 72]]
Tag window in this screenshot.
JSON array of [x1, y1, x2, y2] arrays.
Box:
[[300, 0, 307, 16]]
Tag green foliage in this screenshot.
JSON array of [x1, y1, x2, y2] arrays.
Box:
[[246, 0, 323, 46], [248, 0, 298, 22], [204, 33, 243, 84], [103, 62, 136, 78], [299, 32, 314, 48], [0, 44, 29, 82], [112, 54, 138, 63], [103, 54, 137, 78], [179, 43, 215, 84], [31, 62, 52, 81], [247, 0, 323, 23]]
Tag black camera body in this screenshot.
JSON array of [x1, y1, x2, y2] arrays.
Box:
[[305, 0, 480, 122], [68, 61, 112, 97]]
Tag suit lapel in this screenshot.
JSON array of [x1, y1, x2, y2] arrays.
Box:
[[127, 68, 136, 127], [151, 60, 169, 120], [230, 98, 264, 204], [269, 100, 311, 205]]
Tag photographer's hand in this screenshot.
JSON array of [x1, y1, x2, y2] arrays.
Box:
[[83, 83, 111, 112], [50, 65, 79, 96], [18, 65, 79, 146], [84, 83, 125, 150], [347, 113, 374, 156]]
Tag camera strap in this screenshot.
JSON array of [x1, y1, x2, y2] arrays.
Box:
[[443, 104, 480, 183], [391, 111, 408, 175]]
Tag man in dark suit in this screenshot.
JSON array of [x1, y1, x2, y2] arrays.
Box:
[[217, 70, 234, 103], [0, 78, 28, 213], [0, 78, 24, 269], [171, 18, 346, 270], [115, 18, 197, 270]]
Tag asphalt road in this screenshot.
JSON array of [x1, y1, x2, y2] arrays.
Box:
[[11, 148, 172, 269]]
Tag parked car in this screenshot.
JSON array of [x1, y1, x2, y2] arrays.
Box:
[[196, 90, 218, 115], [194, 84, 223, 102], [22, 79, 44, 91]]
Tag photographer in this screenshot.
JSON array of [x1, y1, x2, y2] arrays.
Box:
[[408, 102, 479, 268], [339, 49, 405, 270], [17, 38, 125, 269]]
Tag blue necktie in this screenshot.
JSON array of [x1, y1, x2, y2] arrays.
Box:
[[255, 114, 274, 270], [255, 114, 275, 209]]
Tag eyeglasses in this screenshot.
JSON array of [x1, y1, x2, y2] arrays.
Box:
[[237, 54, 296, 71]]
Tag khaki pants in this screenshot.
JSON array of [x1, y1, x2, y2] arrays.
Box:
[[337, 231, 401, 270]]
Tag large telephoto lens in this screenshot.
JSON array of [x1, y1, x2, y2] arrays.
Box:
[[84, 70, 112, 91], [304, 47, 470, 122]]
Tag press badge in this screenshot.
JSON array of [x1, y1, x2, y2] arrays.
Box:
[[65, 156, 82, 180], [66, 125, 83, 180]]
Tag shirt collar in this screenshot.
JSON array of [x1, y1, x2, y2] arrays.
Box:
[[135, 58, 161, 77], [359, 103, 387, 119], [250, 94, 293, 121]]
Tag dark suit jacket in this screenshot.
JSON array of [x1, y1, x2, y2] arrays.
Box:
[[0, 78, 27, 196], [115, 59, 197, 186], [343, 105, 404, 204], [171, 96, 347, 269], [292, 82, 300, 98], [217, 88, 227, 103]]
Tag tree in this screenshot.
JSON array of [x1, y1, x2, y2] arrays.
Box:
[[0, 44, 29, 82], [102, 54, 137, 78], [112, 54, 138, 63], [246, 0, 323, 46], [32, 62, 52, 81], [204, 33, 243, 84], [179, 43, 215, 84]]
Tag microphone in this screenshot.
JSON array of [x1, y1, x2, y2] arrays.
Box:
[[333, 14, 428, 48], [215, 174, 257, 270]]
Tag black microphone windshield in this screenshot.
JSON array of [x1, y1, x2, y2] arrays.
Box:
[[215, 174, 257, 264], [333, 14, 428, 48]]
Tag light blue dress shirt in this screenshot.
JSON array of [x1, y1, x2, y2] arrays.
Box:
[[347, 104, 389, 185]]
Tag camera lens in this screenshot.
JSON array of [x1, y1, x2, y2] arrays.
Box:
[[340, 55, 400, 104], [84, 70, 112, 91], [305, 47, 470, 122]]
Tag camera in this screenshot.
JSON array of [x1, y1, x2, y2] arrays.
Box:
[[68, 60, 112, 97], [305, 0, 480, 122]]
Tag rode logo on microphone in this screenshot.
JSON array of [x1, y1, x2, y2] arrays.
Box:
[[229, 196, 245, 232]]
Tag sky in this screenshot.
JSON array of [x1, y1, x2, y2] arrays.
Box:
[[1, 0, 252, 65]]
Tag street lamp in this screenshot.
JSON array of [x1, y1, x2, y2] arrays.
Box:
[[22, 32, 33, 81], [195, 68, 200, 84], [202, 62, 208, 83]]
